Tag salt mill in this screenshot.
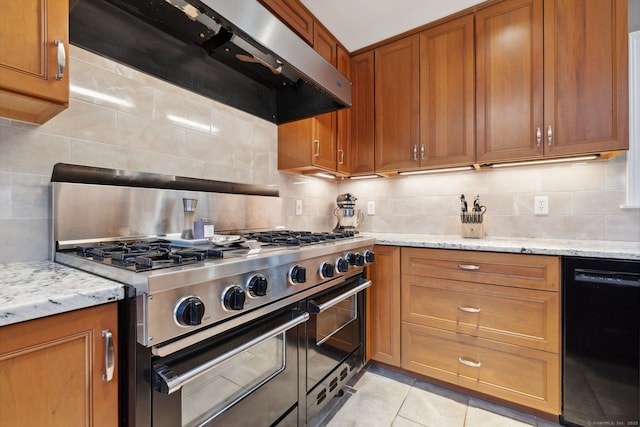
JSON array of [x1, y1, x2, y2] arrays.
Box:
[[181, 198, 198, 239]]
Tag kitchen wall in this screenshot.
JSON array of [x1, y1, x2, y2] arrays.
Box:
[[0, 46, 336, 262], [1, 44, 638, 263]]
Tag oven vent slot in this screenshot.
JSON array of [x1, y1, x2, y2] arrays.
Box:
[[316, 388, 327, 405], [340, 367, 348, 381]]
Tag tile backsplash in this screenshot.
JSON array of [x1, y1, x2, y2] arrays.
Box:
[[338, 157, 640, 242], [0, 47, 638, 262]]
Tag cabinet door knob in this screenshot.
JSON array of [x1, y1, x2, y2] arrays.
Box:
[[102, 329, 115, 382], [413, 145, 418, 161], [458, 264, 480, 271], [314, 140, 320, 157], [55, 40, 66, 80], [420, 144, 425, 160], [536, 127, 542, 147], [338, 149, 345, 165], [547, 125, 553, 146]]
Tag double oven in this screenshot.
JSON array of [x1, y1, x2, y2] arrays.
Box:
[[143, 270, 369, 427], [51, 164, 374, 426]]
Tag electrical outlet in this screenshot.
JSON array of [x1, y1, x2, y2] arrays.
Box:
[[295, 199, 302, 216], [534, 196, 549, 215], [367, 201, 376, 215]]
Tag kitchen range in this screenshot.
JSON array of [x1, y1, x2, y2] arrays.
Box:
[[51, 163, 375, 427]]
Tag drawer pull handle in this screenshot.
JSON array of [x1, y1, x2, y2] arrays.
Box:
[[458, 357, 481, 368], [458, 305, 481, 313], [458, 264, 480, 271]]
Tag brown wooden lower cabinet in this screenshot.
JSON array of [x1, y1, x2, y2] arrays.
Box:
[[0, 303, 119, 426], [368, 246, 561, 416], [401, 323, 560, 415], [367, 245, 401, 366]]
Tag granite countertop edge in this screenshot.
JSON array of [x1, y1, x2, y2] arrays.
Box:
[[0, 261, 124, 327], [361, 233, 640, 260]]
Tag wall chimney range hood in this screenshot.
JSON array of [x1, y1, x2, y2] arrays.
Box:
[[69, 0, 351, 124]]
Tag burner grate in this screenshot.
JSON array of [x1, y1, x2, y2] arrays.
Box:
[[74, 240, 223, 271]]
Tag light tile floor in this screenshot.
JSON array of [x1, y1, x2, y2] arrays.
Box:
[[311, 363, 564, 427]]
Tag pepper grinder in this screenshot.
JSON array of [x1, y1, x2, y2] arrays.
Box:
[[181, 198, 198, 239]]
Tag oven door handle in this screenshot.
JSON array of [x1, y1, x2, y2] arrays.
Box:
[[154, 311, 309, 395], [308, 279, 372, 314]]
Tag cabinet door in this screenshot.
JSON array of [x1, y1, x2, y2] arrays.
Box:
[[336, 45, 352, 175], [0, 303, 119, 426], [367, 245, 401, 366], [259, 0, 314, 45], [349, 51, 376, 175], [543, 0, 628, 156], [312, 24, 338, 171], [0, 0, 69, 123], [475, 0, 544, 163], [375, 35, 420, 172], [420, 15, 475, 168]]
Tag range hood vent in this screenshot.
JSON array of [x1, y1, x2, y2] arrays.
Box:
[[69, 0, 351, 124]]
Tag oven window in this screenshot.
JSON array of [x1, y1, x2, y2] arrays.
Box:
[[181, 333, 286, 427], [316, 294, 357, 345]]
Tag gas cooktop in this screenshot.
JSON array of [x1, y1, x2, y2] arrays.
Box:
[[62, 230, 359, 274]]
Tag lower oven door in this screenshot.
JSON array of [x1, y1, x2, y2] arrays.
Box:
[[150, 307, 308, 427], [306, 275, 371, 420]]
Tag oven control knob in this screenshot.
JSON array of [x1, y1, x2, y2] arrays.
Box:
[[289, 265, 307, 284], [346, 252, 356, 266], [364, 250, 375, 263], [223, 286, 246, 310], [247, 274, 268, 297], [175, 296, 205, 326], [347, 252, 364, 266], [319, 262, 334, 279], [336, 258, 349, 273]]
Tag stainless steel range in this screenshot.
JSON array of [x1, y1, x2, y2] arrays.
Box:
[[51, 164, 375, 427]]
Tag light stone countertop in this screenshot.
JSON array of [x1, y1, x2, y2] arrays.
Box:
[[1, 235, 638, 327], [363, 233, 640, 261], [0, 261, 124, 327]]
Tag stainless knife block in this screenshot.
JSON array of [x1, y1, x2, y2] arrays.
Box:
[[460, 212, 485, 239]]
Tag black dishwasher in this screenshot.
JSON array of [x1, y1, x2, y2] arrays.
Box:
[[562, 257, 640, 427]]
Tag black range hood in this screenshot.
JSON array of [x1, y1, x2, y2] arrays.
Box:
[[69, 0, 351, 124]]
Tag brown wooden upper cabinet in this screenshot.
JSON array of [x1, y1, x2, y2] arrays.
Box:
[[0, 0, 69, 124], [349, 51, 376, 175], [476, 0, 628, 164], [374, 35, 421, 172], [278, 24, 341, 174], [374, 14, 475, 174], [419, 14, 476, 168], [336, 45, 353, 175]]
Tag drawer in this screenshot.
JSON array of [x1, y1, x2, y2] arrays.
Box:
[[401, 248, 560, 291], [401, 275, 560, 352], [401, 323, 560, 415]]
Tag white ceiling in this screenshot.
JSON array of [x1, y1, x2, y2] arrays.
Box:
[[300, 0, 487, 52]]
